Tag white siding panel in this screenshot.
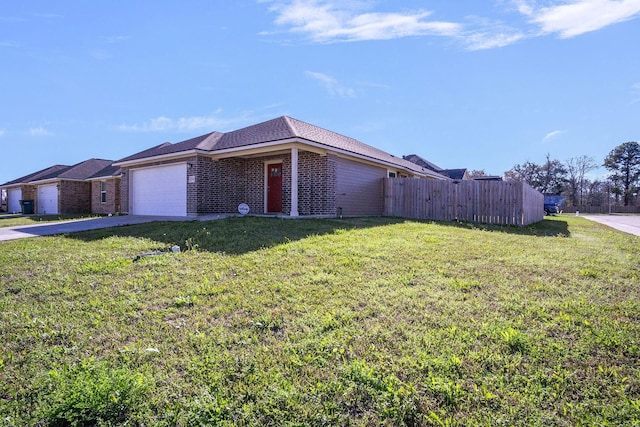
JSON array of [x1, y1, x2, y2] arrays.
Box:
[[131, 164, 187, 216], [7, 188, 22, 214], [335, 157, 386, 216], [37, 184, 59, 214]]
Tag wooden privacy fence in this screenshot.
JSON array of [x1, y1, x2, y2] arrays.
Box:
[[383, 178, 544, 226]]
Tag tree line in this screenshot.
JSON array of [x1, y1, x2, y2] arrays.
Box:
[[503, 141, 640, 207]]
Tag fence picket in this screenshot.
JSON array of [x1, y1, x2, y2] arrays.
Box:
[[383, 178, 544, 226]]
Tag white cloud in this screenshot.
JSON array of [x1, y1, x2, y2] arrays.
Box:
[[306, 71, 356, 97], [542, 129, 566, 143], [261, 0, 640, 49], [118, 113, 251, 133], [463, 29, 526, 50], [521, 0, 640, 38], [28, 127, 53, 137], [0, 129, 5, 137], [265, 0, 462, 43]]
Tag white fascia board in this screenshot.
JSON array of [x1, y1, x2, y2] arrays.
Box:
[[87, 175, 122, 181], [0, 183, 23, 189], [113, 150, 201, 167], [27, 178, 60, 186], [208, 138, 439, 179]]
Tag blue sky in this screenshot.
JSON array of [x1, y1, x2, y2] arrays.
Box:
[[1, 0, 639, 184]]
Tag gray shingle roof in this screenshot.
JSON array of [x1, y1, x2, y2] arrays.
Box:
[[116, 116, 448, 179], [56, 159, 114, 180], [117, 132, 222, 163], [88, 164, 122, 180], [2, 159, 115, 186], [1, 164, 70, 186]]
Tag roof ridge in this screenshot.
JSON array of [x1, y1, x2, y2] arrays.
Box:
[[282, 116, 301, 138]]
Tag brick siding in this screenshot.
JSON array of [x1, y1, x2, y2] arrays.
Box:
[[59, 180, 92, 213], [91, 178, 121, 215], [120, 150, 340, 216]]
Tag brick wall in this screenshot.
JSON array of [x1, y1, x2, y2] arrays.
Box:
[[119, 150, 340, 216], [297, 152, 337, 215], [59, 180, 91, 213], [91, 178, 121, 215]]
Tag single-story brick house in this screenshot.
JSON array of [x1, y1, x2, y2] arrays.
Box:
[[1, 164, 69, 214], [1, 159, 114, 214], [114, 116, 449, 217]]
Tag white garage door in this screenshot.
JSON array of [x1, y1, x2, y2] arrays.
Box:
[[37, 184, 59, 214], [131, 164, 187, 216], [8, 188, 22, 213]]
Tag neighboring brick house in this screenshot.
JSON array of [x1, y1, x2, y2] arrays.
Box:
[[0, 159, 114, 214], [114, 116, 449, 217], [0, 165, 69, 214], [88, 164, 122, 215]]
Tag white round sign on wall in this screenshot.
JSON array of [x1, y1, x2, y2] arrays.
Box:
[[238, 203, 250, 216]]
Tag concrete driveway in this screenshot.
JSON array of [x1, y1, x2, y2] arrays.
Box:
[[582, 214, 640, 236], [0, 215, 225, 242]]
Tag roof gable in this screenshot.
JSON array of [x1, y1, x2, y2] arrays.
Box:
[[113, 116, 449, 179], [56, 159, 114, 180], [117, 132, 222, 163], [1, 164, 70, 186]]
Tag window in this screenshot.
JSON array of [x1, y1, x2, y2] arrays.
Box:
[[100, 181, 107, 204], [388, 171, 397, 178]]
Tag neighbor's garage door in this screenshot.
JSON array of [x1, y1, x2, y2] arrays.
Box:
[[37, 184, 59, 214], [130, 164, 187, 216], [7, 188, 22, 213]]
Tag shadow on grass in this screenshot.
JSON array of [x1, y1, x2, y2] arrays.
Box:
[[67, 215, 570, 255], [425, 216, 571, 238], [68, 216, 409, 255]]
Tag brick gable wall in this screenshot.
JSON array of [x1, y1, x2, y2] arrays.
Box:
[[59, 180, 91, 213], [91, 178, 121, 215]]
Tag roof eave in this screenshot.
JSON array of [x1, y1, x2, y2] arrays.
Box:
[[113, 149, 202, 167], [210, 138, 447, 179]]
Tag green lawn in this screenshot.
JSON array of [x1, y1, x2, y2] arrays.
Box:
[[0, 216, 638, 426], [0, 213, 101, 228]]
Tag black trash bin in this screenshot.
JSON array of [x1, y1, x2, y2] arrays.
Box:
[[20, 200, 34, 215]]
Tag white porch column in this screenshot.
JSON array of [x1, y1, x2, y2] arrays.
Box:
[[290, 147, 299, 217]]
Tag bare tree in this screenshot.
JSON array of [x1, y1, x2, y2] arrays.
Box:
[[564, 155, 597, 206], [505, 154, 566, 194], [468, 169, 488, 177]]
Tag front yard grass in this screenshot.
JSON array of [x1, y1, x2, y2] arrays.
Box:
[[0, 213, 101, 228], [0, 216, 638, 426]]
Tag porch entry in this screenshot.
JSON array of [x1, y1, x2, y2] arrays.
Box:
[[267, 162, 282, 213]]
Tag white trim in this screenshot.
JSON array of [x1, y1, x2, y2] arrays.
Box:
[[115, 138, 443, 179], [290, 147, 299, 217], [100, 180, 107, 204], [87, 175, 121, 181], [113, 150, 200, 167], [209, 138, 441, 178]]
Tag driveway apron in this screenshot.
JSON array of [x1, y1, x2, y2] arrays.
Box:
[[0, 216, 191, 242], [582, 214, 640, 236]]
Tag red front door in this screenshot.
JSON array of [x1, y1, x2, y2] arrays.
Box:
[[267, 163, 283, 213]]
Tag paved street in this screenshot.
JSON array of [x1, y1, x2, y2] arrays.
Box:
[[0, 215, 226, 242], [582, 214, 640, 236]]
